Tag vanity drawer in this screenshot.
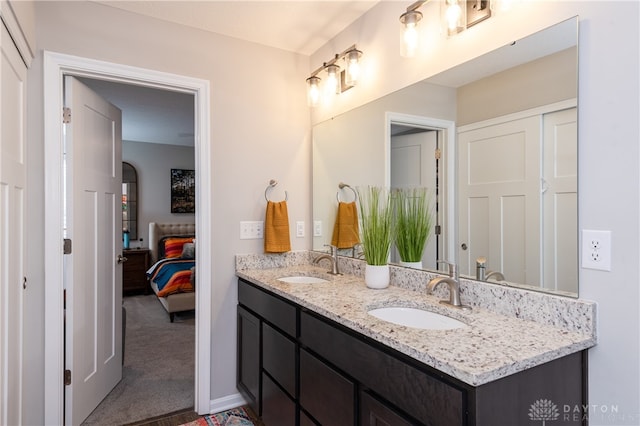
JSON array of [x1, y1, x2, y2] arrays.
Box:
[[238, 279, 296, 337], [300, 310, 464, 425], [263, 322, 296, 397]]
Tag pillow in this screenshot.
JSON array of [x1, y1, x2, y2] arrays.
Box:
[[181, 242, 195, 259], [163, 237, 194, 259]]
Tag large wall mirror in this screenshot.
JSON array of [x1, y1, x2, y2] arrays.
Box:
[[122, 162, 138, 240], [313, 17, 578, 297]]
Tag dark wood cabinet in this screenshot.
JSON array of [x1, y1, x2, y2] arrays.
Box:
[[237, 278, 586, 426], [237, 306, 260, 415], [122, 248, 150, 295]]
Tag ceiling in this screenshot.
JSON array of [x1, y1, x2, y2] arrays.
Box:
[[86, 1, 379, 147]]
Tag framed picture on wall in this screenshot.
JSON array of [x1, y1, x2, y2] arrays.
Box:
[[170, 169, 196, 213]]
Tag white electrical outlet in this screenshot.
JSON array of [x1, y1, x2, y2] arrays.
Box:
[[581, 229, 611, 271], [296, 221, 305, 237], [240, 221, 264, 239], [313, 221, 322, 237]]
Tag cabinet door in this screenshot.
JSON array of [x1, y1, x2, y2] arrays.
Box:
[[237, 306, 260, 415], [360, 391, 413, 426], [300, 349, 354, 426], [262, 373, 296, 426]]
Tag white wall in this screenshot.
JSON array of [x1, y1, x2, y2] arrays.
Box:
[[123, 141, 196, 246], [314, 1, 640, 423], [26, 1, 310, 420]]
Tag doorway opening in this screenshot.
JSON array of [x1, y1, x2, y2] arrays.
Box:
[[78, 77, 197, 424], [43, 51, 212, 425], [385, 112, 457, 269]]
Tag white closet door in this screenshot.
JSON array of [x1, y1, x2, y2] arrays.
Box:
[[458, 116, 541, 284], [542, 107, 577, 293], [0, 21, 27, 426]]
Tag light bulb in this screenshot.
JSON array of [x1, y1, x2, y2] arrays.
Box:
[[324, 64, 340, 96], [446, 0, 462, 32]]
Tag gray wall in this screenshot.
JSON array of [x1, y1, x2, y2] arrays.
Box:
[[123, 141, 196, 247]]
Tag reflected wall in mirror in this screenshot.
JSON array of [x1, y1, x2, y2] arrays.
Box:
[[312, 17, 578, 296], [122, 161, 138, 240]]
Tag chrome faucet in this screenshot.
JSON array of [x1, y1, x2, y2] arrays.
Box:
[[313, 244, 342, 275], [475, 257, 505, 281], [427, 261, 471, 310]]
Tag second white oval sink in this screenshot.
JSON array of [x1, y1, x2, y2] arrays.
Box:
[[368, 307, 467, 330], [278, 276, 329, 284]]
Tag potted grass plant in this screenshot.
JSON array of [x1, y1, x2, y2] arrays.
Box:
[[393, 187, 433, 269], [356, 186, 394, 289]]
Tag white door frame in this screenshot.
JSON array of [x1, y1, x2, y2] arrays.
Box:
[[385, 112, 457, 263], [42, 51, 212, 424]]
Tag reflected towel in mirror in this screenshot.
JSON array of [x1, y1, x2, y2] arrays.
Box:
[[331, 201, 360, 249], [264, 200, 291, 253]]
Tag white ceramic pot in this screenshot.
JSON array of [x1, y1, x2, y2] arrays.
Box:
[[365, 264, 390, 289], [399, 260, 423, 270]]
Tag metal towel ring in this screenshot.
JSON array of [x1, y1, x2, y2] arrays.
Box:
[[336, 182, 357, 202], [265, 179, 288, 202]]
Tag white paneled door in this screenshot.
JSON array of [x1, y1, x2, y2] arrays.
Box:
[[390, 130, 439, 269], [458, 115, 541, 284], [0, 21, 27, 426], [63, 76, 123, 426]]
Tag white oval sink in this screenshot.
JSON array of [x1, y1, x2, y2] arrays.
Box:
[[368, 307, 466, 330], [278, 276, 329, 284]]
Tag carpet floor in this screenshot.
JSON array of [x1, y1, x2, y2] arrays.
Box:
[[82, 294, 195, 425]]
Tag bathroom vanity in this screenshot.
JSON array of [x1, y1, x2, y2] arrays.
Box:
[[236, 255, 596, 426]]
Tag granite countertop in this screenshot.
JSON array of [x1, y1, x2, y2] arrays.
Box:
[[236, 264, 596, 387]]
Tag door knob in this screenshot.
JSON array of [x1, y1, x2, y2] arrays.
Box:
[[117, 254, 128, 264]]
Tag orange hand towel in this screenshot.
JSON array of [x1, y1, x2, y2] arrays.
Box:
[[264, 200, 291, 253], [331, 201, 360, 249]]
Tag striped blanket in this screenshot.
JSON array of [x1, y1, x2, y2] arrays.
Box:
[[146, 258, 195, 297]]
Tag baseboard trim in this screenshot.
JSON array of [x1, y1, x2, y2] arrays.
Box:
[[207, 393, 248, 414]]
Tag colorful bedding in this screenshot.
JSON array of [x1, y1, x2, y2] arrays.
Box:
[[146, 258, 195, 297]]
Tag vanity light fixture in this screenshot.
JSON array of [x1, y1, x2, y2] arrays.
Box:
[[306, 45, 363, 108], [399, 0, 493, 55]]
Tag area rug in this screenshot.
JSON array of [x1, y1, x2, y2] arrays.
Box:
[[180, 407, 255, 426]]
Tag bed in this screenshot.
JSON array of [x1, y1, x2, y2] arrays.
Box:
[[147, 222, 196, 322]]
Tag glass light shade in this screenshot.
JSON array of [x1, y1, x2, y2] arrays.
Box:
[[324, 64, 340, 96], [306, 76, 321, 107], [344, 49, 362, 87], [400, 10, 422, 58], [445, 0, 463, 34]]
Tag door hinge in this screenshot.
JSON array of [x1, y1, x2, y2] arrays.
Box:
[[63, 238, 72, 254], [435, 225, 441, 235], [434, 148, 442, 160], [64, 369, 71, 386], [63, 107, 71, 124]]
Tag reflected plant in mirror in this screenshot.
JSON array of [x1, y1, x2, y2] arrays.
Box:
[[393, 187, 434, 269], [312, 17, 579, 297]]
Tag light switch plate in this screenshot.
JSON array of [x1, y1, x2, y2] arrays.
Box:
[[313, 221, 322, 237], [296, 221, 305, 238], [240, 221, 263, 239]]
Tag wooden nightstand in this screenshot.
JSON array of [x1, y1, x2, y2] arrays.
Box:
[[123, 248, 151, 295]]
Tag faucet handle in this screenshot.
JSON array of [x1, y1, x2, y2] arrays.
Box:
[[323, 244, 338, 255], [436, 260, 458, 279]]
